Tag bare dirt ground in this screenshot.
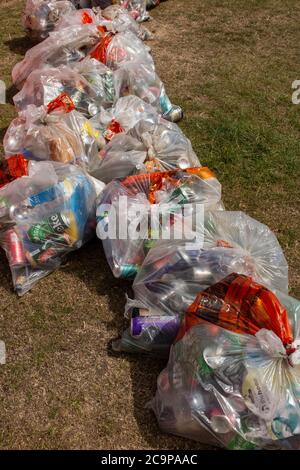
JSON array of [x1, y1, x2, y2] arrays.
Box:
[[0, 0, 300, 450]]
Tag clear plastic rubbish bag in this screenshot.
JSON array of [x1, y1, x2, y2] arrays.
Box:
[[114, 61, 183, 122], [54, 7, 99, 31], [115, 210, 288, 355], [12, 24, 102, 89], [121, 0, 149, 22], [0, 162, 104, 296], [13, 64, 113, 117], [0, 155, 33, 229], [4, 93, 105, 172], [73, 58, 116, 107], [102, 5, 152, 40], [96, 167, 223, 280], [91, 95, 161, 138], [0, 158, 62, 230], [91, 119, 199, 183], [22, 0, 76, 41], [90, 132, 147, 183], [128, 120, 198, 170], [55, 5, 152, 40], [146, 0, 161, 9], [89, 30, 154, 71], [151, 273, 300, 449]]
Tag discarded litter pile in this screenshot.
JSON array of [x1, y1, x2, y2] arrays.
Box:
[[1, 0, 299, 450], [97, 167, 224, 279], [115, 210, 289, 355], [0, 160, 104, 295], [151, 274, 300, 450], [23, 1, 163, 40]]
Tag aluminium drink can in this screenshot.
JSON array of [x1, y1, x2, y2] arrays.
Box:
[[5, 229, 26, 266], [131, 315, 180, 339], [25, 244, 59, 267], [27, 212, 70, 244], [114, 263, 140, 279]]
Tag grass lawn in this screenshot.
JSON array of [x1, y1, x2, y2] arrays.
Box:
[[0, 0, 299, 449]]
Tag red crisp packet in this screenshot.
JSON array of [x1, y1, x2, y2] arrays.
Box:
[[178, 273, 293, 347], [0, 155, 28, 189], [103, 119, 124, 141], [90, 32, 113, 64], [121, 167, 212, 204], [47, 93, 75, 114], [81, 12, 93, 24], [7, 154, 29, 178]]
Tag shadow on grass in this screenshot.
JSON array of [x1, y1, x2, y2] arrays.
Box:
[[0, 126, 8, 143], [4, 37, 36, 56], [6, 84, 19, 106], [67, 240, 200, 450], [107, 344, 202, 449], [0, 232, 206, 449], [61, 238, 185, 448], [61, 236, 131, 331], [3, 36, 36, 105], [0, 248, 14, 294]]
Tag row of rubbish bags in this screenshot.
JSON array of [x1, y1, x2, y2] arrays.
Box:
[[1, 0, 300, 450]]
